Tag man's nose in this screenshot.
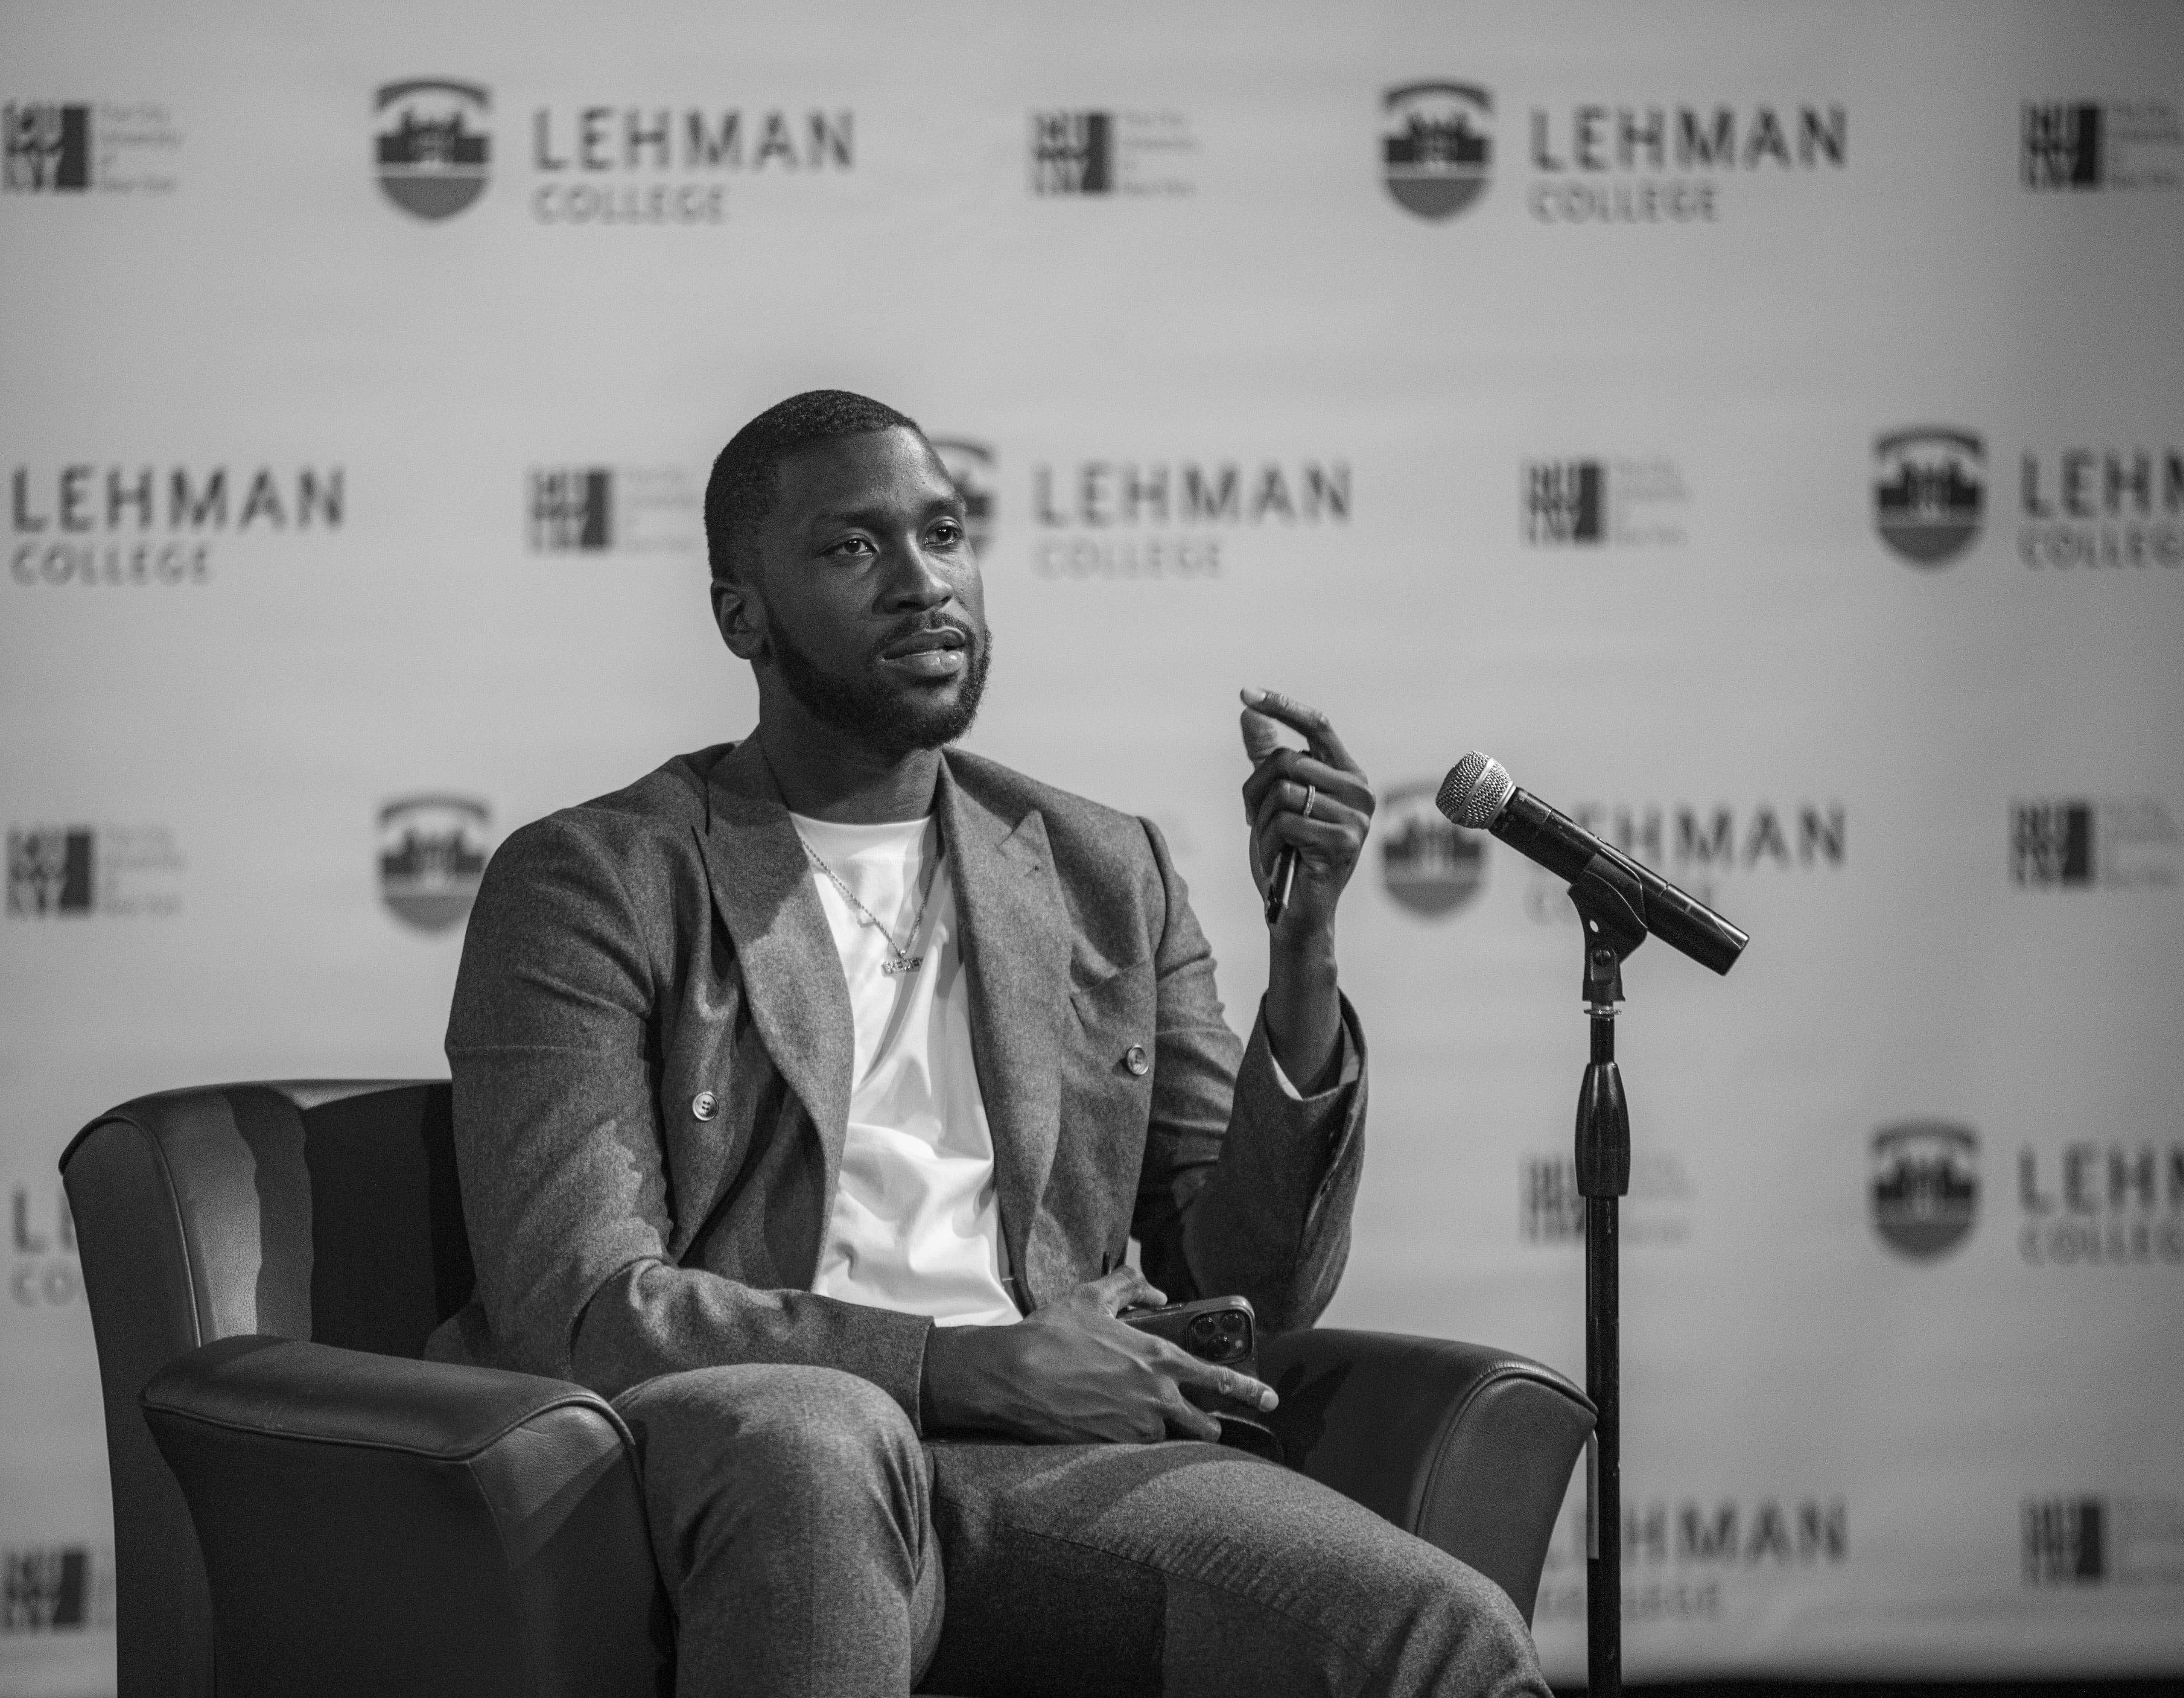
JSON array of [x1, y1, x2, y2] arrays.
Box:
[[879, 538, 952, 609]]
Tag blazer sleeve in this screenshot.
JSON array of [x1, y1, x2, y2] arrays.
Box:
[[1129, 819, 1367, 1332], [442, 814, 933, 1417]]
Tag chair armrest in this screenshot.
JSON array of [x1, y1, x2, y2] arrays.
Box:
[[1259, 1328, 1593, 1623], [142, 1336, 669, 1698]]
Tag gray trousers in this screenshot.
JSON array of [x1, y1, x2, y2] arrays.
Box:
[[615, 1363, 1551, 1698]]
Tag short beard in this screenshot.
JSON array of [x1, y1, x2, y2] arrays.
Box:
[[768, 617, 992, 760]]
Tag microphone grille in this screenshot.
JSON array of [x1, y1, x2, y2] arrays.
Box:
[[1436, 752, 1515, 829]]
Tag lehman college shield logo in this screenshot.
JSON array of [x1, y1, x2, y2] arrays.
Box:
[[1874, 428, 1984, 567], [1378, 782, 1488, 917], [375, 79, 491, 221], [379, 795, 491, 931], [1382, 83, 1492, 221], [1871, 1121, 1979, 1259]]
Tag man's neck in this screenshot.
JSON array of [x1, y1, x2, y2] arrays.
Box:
[[756, 708, 940, 824]]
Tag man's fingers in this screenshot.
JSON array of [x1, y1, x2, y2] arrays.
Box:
[[1144, 1372, 1232, 1433], [1239, 751, 1374, 820], [1161, 1385, 1224, 1442], [1250, 783, 1369, 848], [1254, 812, 1363, 872], [1239, 688, 1361, 776], [1252, 787, 1367, 887], [1209, 1368, 1280, 1413], [1239, 705, 1289, 767], [1093, 1265, 1163, 1315], [1162, 1346, 1280, 1413]]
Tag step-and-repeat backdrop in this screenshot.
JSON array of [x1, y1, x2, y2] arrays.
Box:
[[5, 2, 2181, 1690]]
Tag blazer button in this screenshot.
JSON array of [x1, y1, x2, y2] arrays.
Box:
[[692, 1091, 719, 1122], [1124, 1045, 1150, 1077]]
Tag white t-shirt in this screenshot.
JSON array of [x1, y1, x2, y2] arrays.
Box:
[[791, 812, 1021, 1329]]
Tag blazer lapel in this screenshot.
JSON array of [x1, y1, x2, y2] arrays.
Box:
[[937, 757, 1072, 1307], [696, 739, 855, 1210]]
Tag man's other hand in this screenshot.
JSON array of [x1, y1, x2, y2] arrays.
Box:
[[920, 1267, 1277, 1444]]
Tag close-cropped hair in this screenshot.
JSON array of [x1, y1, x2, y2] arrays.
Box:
[[704, 389, 920, 584]]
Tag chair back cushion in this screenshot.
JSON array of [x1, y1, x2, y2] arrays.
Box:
[[61, 1080, 464, 1698]]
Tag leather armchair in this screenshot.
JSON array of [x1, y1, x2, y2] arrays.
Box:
[[63, 1080, 1592, 1698]]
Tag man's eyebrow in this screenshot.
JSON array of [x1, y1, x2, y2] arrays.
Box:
[[803, 491, 966, 531]]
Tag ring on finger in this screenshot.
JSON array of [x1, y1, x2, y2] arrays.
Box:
[[1301, 783, 1317, 821]]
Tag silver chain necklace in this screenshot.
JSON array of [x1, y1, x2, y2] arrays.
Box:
[[796, 831, 936, 976]]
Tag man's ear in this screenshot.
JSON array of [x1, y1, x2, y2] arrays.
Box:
[[711, 574, 768, 661]]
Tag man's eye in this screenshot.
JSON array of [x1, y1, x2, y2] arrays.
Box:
[[829, 536, 877, 558], [931, 522, 964, 546]]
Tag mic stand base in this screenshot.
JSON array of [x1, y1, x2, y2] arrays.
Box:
[[1568, 857, 1645, 1698]]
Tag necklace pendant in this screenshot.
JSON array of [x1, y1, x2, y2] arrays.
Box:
[[882, 954, 924, 976]]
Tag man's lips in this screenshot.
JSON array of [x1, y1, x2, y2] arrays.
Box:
[[878, 626, 971, 661]]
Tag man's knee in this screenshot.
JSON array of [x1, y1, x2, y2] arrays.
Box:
[[1410, 1557, 1543, 1695], [615, 1367, 942, 1687], [1439, 1561, 1531, 1640], [1285, 1498, 1541, 1693], [616, 1363, 920, 1515]]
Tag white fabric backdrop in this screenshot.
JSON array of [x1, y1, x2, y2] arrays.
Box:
[[4, 2, 2181, 1690]]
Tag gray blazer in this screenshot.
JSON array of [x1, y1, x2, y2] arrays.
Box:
[[426, 736, 1367, 1423]]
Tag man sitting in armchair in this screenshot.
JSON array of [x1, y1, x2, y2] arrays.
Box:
[[428, 390, 1547, 1698]]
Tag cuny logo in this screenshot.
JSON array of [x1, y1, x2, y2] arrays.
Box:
[[1522, 456, 1690, 549], [526, 464, 699, 556], [378, 796, 489, 931], [2022, 99, 2183, 194], [3, 100, 179, 197], [1382, 83, 1491, 221], [375, 80, 490, 221], [0, 1545, 111, 1631], [1378, 783, 1486, 917], [3, 103, 90, 191], [1026, 111, 1197, 199], [1522, 1149, 1693, 1247], [1875, 428, 1984, 566], [2011, 797, 2179, 891], [1030, 113, 1111, 195], [1871, 1121, 1978, 1260], [1525, 461, 1601, 544], [2024, 104, 2105, 189], [529, 467, 611, 552], [5, 824, 182, 917], [931, 439, 995, 556], [6, 828, 92, 915]]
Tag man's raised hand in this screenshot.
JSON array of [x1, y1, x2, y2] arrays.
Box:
[[1238, 687, 1376, 942]]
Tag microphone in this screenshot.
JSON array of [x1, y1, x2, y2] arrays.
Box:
[[1436, 752, 1749, 975]]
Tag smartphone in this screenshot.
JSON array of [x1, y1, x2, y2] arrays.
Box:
[[1121, 1295, 1256, 1369], [1121, 1295, 1280, 1459]]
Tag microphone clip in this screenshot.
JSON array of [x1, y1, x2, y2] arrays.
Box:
[[1566, 854, 1649, 1012]]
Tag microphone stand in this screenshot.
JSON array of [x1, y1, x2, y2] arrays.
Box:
[[1565, 855, 1647, 1698]]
